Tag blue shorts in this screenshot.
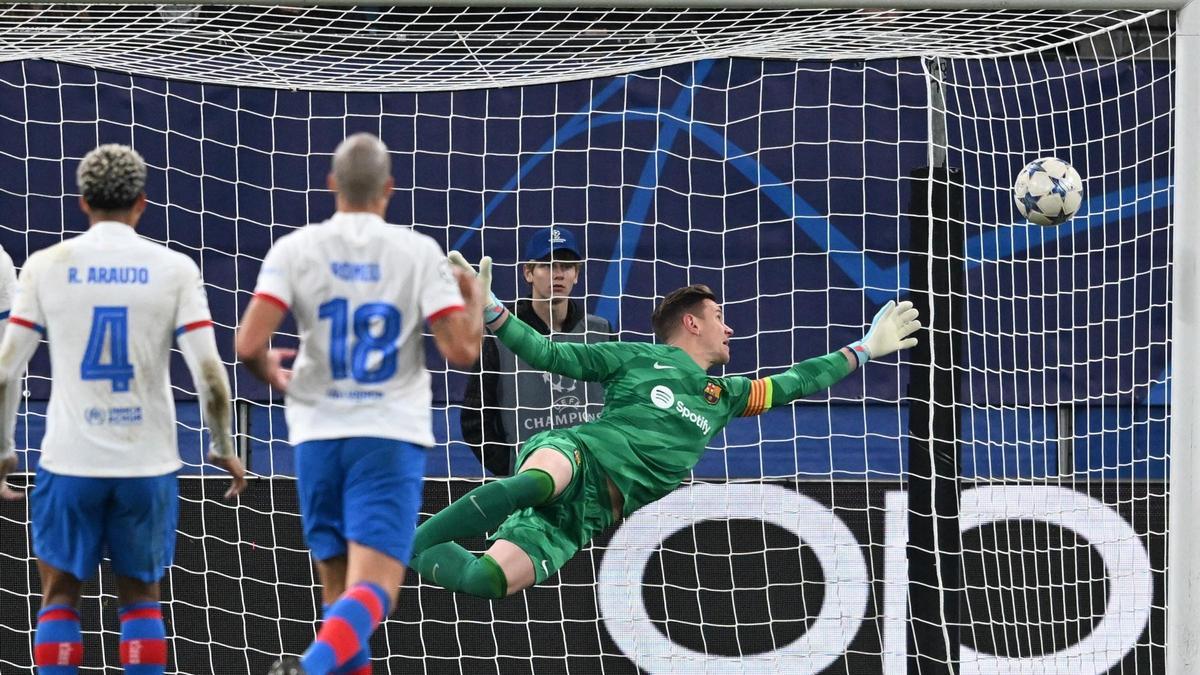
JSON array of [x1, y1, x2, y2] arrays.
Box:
[[295, 437, 426, 565], [31, 468, 179, 583]]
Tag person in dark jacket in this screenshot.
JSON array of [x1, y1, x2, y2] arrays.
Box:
[[461, 227, 612, 475]]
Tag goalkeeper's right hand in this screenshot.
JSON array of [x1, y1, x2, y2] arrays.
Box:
[[448, 250, 508, 325], [847, 299, 921, 367]]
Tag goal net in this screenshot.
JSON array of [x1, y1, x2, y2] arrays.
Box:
[[0, 4, 1178, 674]]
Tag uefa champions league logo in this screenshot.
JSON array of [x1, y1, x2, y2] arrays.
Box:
[[542, 372, 581, 407], [542, 371, 577, 395]]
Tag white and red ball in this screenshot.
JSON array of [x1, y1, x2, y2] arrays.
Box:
[[1013, 157, 1084, 226]]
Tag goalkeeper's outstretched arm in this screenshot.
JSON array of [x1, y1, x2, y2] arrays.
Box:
[[738, 300, 921, 416], [446, 251, 626, 383], [491, 311, 626, 382]]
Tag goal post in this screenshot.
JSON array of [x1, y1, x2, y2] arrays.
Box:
[[905, 162, 966, 674], [0, 3, 1189, 674], [1168, 2, 1199, 674], [21, 0, 1190, 8]]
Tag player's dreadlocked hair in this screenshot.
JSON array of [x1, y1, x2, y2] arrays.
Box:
[[76, 144, 146, 211], [651, 284, 717, 343]]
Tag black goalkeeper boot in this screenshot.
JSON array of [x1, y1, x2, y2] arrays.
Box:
[[267, 656, 305, 675]]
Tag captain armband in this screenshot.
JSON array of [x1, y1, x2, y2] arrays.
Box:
[[738, 378, 774, 417]]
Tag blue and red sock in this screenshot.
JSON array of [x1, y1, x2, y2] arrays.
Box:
[[336, 650, 372, 675], [34, 604, 82, 674], [118, 602, 167, 675], [301, 583, 389, 675], [323, 604, 371, 675]]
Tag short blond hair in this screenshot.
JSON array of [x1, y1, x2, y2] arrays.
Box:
[[332, 133, 391, 206], [77, 144, 146, 210]]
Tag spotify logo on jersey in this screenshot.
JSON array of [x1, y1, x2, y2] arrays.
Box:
[[650, 385, 675, 409]]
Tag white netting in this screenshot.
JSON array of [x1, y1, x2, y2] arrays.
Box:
[[0, 5, 1170, 90], [927, 25, 1172, 671], [0, 5, 1175, 674]]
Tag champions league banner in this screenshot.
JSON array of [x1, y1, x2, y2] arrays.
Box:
[[0, 50, 1171, 674], [0, 55, 1171, 414], [0, 478, 1164, 673], [0, 55, 1171, 482]]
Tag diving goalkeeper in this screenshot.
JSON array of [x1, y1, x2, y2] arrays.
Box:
[[410, 252, 921, 598]]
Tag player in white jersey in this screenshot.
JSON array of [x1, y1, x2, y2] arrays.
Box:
[[236, 133, 483, 675], [0, 144, 246, 675], [0, 244, 18, 501]]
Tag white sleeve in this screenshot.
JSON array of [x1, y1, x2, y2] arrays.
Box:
[[0, 248, 16, 319], [0, 327, 37, 460], [0, 251, 37, 459], [171, 258, 231, 457], [9, 251, 45, 335], [1, 253, 46, 378], [177, 325, 233, 458], [253, 237, 294, 312], [419, 238, 465, 323], [173, 258, 213, 334]]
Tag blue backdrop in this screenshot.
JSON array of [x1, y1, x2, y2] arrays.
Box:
[[0, 55, 1171, 480]]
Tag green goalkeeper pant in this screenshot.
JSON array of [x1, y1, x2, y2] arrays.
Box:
[[489, 431, 617, 584], [413, 430, 617, 592]]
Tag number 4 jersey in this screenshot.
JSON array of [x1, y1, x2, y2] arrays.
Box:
[[9, 221, 216, 477], [253, 212, 464, 447]]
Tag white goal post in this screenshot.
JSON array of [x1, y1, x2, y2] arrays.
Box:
[[0, 2, 1194, 674], [1166, 3, 1199, 674]]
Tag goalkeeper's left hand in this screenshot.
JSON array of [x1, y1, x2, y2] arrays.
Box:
[[447, 250, 508, 325], [847, 300, 921, 367]]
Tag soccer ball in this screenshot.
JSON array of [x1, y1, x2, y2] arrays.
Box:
[[1013, 157, 1084, 226]]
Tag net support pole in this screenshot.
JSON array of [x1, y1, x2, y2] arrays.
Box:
[[236, 399, 252, 472], [906, 161, 966, 675], [1057, 403, 1074, 477], [1168, 2, 1200, 673]]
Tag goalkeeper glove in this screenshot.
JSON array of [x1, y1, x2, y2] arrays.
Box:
[[447, 250, 507, 324], [847, 299, 921, 367]]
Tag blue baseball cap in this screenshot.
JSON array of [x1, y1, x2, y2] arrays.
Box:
[[524, 227, 582, 262]]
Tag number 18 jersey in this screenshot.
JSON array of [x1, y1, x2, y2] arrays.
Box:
[[9, 221, 215, 477], [253, 212, 464, 447]]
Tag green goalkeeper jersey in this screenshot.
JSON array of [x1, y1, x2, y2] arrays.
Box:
[[493, 314, 854, 515]]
